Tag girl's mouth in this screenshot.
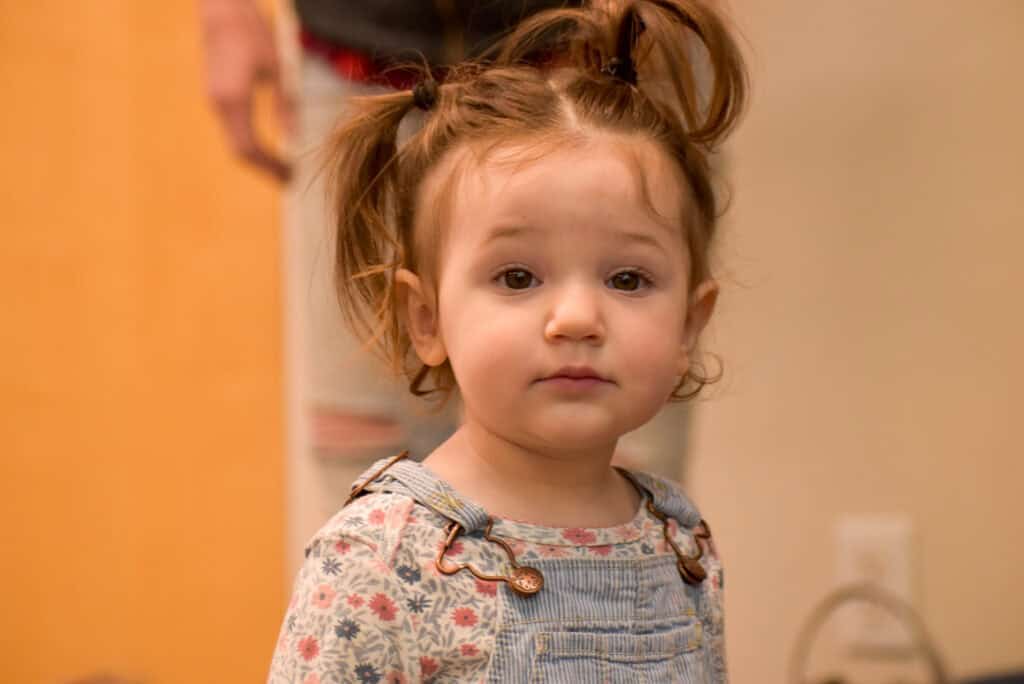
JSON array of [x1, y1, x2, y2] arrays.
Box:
[[539, 376, 611, 391], [535, 365, 613, 391], [543, 365, 609, 382]]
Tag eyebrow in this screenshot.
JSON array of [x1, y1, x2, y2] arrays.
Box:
[[482, 225, 540, 245], [483, 225, 670, 251]]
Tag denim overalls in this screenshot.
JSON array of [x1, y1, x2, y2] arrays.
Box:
[[347, 455, 728, 683]]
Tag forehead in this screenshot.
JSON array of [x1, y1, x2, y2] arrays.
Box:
[[415, 132, 691, 263]]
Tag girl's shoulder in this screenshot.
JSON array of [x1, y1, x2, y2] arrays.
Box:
[[274, 493, 480, 682], [304, 489, 448, 567], [620, 468, 706, 530], [623, 467, 723, 571]]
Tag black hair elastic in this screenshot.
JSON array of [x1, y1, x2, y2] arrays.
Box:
[[412, 80, 439, 111], [601, 57, 638, 85]]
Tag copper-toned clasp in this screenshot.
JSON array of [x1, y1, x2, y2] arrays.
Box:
[[645, 499, 709, 586], [435, 520, 544, 597]]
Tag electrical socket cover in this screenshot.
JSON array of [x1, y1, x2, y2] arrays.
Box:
[[835, 514, 915, 653]]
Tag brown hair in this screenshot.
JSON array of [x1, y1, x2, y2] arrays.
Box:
[[323, 0, 748, 410]]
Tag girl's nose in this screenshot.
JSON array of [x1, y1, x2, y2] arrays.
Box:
[[543, 282, 605, 344]]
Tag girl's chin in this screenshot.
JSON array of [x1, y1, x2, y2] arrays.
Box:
[[518, 420, 633, 451], [471, 403, 657, 448]]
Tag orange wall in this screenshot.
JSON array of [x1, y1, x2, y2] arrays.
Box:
[[1, 2, 285, 682]]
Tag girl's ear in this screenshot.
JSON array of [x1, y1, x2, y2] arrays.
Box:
[[395, 268, 447, 366], [676, 279, 719, 376]]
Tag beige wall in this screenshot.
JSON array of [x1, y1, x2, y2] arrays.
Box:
[[1, 2, 285, 681], [691, 1, 1024, 681]]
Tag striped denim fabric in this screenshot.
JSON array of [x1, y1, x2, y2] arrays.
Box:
[[487, 555, 711, 683]]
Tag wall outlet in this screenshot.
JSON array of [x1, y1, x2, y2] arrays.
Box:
[[835, 514, 915, 653]]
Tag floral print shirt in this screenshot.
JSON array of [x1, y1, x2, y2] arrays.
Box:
[[268, 459, 725, 683]]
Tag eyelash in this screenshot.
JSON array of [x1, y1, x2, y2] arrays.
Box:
[[493, 267, 655, 292]]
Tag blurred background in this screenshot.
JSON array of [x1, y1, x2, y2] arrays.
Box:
[[2, 1, 1021, 683]]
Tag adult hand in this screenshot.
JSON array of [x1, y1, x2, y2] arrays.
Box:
[[200, 0, 294, 182]]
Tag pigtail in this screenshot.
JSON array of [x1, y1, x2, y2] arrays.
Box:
[[603, 6, 642, 84], [495, 0, 746, 147], [321, 85, 428, 370], [633, 0, 747, 145]]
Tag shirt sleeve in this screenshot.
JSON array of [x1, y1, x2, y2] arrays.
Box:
[[700, 534, 728, 683], [267, 533, 421, 684]]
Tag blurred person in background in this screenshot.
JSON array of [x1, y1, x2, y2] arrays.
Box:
[[199, 0, 694, 577]]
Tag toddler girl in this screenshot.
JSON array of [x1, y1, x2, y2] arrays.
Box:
[[270, 0, 747, 681]]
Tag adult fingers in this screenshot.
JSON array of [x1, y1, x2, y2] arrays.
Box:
[[217, 96, 291, 182]]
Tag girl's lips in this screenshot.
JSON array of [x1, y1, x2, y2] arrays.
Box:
[[539, 376, 611, 391], [545, 365, 608, 381]]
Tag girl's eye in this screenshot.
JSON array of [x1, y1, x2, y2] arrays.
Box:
[[498, 268, 537, 290], [609, 270, 651, 291]]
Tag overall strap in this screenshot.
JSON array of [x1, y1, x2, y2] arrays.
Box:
[[618, 468, 703, 528], [348, 453, 491, 533]]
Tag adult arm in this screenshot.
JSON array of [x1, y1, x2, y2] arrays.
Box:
[[199, 0, 293, 182]]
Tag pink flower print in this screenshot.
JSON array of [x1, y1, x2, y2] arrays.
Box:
[[539, 544, 568, 558], [562, 528, 597, 545], [334, 540, 351, 554], [369, 509, 386, 525], [297, 635, 319, 661], [387, 504, 408, 526], [311, 583, 336, 609], [420, 656, 439, 677], [302, 674, 321, 684], [347, 593, 364, 608], [460, 643, 479, 657], [384, 671, 408, 684], [474, 578, 498, 597], [369, 592, 398, 621], [506, 539, 528, 556], [590, 545, 613, 556], [452, 606, 478, 627], [612, 524, 635, 540]]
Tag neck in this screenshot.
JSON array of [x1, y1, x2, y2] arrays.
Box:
[[422, 414, 639, 528]]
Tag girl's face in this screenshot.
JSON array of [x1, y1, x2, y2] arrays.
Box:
[[399, 133, 717, 454]]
